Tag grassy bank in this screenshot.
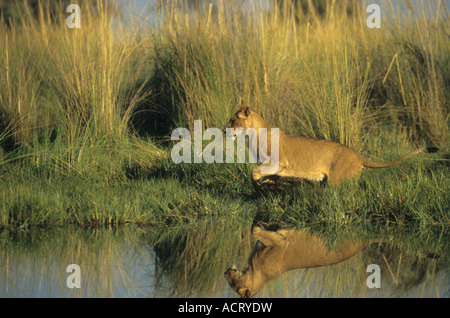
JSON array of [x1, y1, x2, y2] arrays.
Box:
[[0, 0, 448, 230], [1, 139, 448, 229]]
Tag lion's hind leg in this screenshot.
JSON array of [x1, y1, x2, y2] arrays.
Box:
[[327, 156, 363, 185]]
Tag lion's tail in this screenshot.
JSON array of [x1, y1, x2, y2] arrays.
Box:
[[363, 147, 439, 169]]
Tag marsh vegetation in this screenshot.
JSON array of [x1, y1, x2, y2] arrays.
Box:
[[0, 0, 448, 229]]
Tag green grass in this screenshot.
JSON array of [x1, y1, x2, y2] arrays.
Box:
[[1, 138, 447, 230], [0, 0, 448, 231]]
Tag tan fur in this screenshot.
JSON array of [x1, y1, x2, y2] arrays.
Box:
[[224, 105, 437, 189], [224, 225, 378, 298]]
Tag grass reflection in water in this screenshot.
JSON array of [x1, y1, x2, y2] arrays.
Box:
[[0, 220, 448, 298]]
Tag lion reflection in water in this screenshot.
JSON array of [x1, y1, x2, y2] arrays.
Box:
[[224, 224, 378, 298]]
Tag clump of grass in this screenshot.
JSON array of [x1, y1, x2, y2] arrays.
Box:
[[0, 0, 164, 175]]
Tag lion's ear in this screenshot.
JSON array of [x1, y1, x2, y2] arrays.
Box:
[[238, 105, 251, 118]]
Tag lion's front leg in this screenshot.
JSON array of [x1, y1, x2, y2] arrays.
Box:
[[251, 167, 265, 193], [252, 225, 286, 247], [251, 162, 285, 193]]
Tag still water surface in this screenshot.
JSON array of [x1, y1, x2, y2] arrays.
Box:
[[0, 221, 448, 298]]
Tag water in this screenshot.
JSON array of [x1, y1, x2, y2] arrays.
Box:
[[114, 0, 450, 26], [1, 222, 448, 298]]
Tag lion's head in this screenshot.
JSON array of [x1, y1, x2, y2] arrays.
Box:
[[223, 105, 253, 138]]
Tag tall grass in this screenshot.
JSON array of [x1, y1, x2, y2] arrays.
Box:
[[149, 0, 448, 150], [0, 0, 164, 175], [1, 0, 447, 163]]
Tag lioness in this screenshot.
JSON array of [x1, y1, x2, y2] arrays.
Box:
[[224, 105, 438, 190], [224, 225, 378, 298]]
